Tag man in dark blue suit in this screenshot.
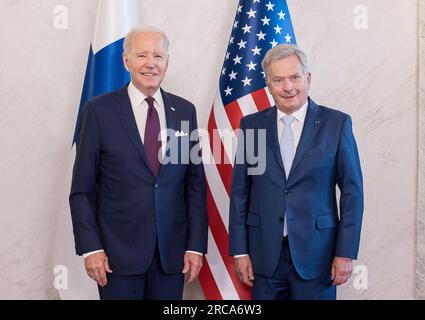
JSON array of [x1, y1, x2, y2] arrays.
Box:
[[69, 27, 208, 300], [229, 44, 363, 300]]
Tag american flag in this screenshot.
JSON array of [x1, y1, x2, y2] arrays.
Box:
[[198, 0, 297, 300]]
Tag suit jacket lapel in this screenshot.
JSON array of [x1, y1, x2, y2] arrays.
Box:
[[161, 89, 177, 133], [113, 84, 154, 177], [263, 107, 285, 173], [289, 98, 323, 178], [158, 89, 178, 176]]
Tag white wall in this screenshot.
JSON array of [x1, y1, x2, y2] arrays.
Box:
[[0, 0, 418, 299]]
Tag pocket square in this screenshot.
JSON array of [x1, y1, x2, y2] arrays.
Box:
[[175, 131, 188, 137]]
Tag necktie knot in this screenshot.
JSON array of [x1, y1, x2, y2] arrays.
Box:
[[145, 97, 155, 109], [282, 115, 295, 126]]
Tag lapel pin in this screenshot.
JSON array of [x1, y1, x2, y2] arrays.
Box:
[[170, 106, 176, 112]]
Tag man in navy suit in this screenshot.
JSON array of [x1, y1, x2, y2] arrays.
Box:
[[229, 44, 363, 300], [69, 27, 208, 300]]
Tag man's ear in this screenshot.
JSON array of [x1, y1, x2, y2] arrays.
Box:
[[164, 54, 170, 71], [122, 53, 129, 72], [306, 72, 312, 88], [265, 78, 272, 92]]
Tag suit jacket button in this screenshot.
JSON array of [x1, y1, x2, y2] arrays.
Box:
[[285, 190, 289, 195], [154, 184, 159, 189]]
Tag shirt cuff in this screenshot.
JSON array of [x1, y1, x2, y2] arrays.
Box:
[[82, 249, 104, 258], [233, 254, 249, 258], [186, 250, 203, 256]]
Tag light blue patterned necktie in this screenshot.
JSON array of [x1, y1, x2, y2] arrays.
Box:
[[280, 115, 295, 179], [280, 115, 295, 237]]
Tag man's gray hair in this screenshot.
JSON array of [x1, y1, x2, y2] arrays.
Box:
[[123, 26, 170, 54], [262, 44, 309, 78]]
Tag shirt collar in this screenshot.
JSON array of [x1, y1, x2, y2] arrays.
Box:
[[277, 100, 309, 124], [127, 82, 164, 110]]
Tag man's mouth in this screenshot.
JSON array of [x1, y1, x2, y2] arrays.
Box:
[[141, 72, 157, 77]]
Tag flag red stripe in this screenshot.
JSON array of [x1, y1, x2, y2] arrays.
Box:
[[207, 108, 234, 195], [206, 183, 252, 300], [251, 88, 272, 112], [224, 100, 244, 131], [198, 256, 223, 300]]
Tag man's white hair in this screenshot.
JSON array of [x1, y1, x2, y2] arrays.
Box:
[[262, 44, 309, 79], [123, 26, 170, 54]]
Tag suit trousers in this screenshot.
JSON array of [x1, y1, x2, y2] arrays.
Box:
[[252, 237, 336, 300], [98, 243, 184, 300]]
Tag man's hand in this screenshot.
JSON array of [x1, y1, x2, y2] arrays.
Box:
[[182, 252, 203, 283], [84, 251, 113, 287], [331, 256, 353, 286], [233, 256, 254, 287]]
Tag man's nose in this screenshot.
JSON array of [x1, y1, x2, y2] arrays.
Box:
[[281, 79, 293, 91], [145, 56, 155, 67]]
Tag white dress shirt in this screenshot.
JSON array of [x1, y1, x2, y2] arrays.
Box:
[[83, 83, 201, 258], [277, 100, 308, 153], [127, 82, 168, 155], [234, 100, 308, 258]]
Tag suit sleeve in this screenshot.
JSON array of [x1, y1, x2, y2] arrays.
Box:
[[184, 106, 208, 254], [229, 117, 252, 256], [69, 102, 103, 255], [335, 115, 364, 259]]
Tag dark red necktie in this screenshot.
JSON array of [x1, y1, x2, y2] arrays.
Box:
[[144, 97, 161, 177]]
